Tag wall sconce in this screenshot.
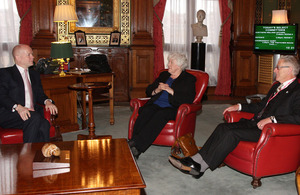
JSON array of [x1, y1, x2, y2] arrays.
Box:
[[271, 10, 289, 24], [50, 42, 73, 77], [54, 5, 78, 24]]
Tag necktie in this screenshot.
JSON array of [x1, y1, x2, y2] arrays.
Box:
[[276, 83, 283, 93], [24, 69, 34, 110], [256, 83, 283, 119]]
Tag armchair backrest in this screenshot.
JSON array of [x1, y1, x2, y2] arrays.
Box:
[[159, 69, 209, 104]]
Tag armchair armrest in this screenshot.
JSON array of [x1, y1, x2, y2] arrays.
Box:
[[175, 103, 202, 120], [254, 123, 300, 169], [41, 105, 62, 142], [262, 123, 300, 137], [130, 98, 150, 110], [42, 105, 57, 126], [174, 103, 202, 138], [224, 111, 254, 123], [43, 106, 52, 124], [257, 123, 300, 148]]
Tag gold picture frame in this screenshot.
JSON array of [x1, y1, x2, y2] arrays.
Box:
[[74, 30, 87, 46], [109, 31, 121, 46], [69, 0, 120, 34]]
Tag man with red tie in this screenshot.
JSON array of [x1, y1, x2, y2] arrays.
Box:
[[169, 55, 300, 179], [0, 44, 58, 143]]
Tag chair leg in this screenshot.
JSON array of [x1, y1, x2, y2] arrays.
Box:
[[50, 115, 62, 142], [50, 126, 63, 142], [251, 177, 262, 189]]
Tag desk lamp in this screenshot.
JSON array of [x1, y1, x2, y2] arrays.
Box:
[[52, 4, 77, 77], [271, 10, 288, 24], [54, 5, 78, 24], [50, 42, 73, 77]]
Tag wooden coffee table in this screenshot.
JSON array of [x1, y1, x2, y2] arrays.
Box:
[[0, 139, 145, 194]]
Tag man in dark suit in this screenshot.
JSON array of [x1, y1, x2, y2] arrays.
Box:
[[169, 55, 300, 179], [0, 44, 58, 143]]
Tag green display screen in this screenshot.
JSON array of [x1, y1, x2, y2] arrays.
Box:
[[254, 24, 298, 54]]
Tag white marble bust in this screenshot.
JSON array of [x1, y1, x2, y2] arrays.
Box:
[[191, 10, 208, 43]]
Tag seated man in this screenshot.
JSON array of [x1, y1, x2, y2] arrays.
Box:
[[169, 55, 300, 178], [0, 44, 58, 143]]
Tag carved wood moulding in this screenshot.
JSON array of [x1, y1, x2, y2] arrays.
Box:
[[278, 0, 291, 10], [255, 0, 263, 24]]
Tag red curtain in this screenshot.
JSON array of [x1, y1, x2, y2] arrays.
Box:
[[15, 0, 32, 45], [215, 0, 232, 95], [153, 0, 167, 78]]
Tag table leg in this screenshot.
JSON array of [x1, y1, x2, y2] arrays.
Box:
[[109, 78, 114, 125], [87, 89, 95, 137], [81, 91, 87, 129], [77, 89, 112, 140]]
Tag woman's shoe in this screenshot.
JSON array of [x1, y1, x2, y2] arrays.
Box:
[[128, 139, 135, 147], [168, 156, 204, 179], [130, 146, 141, 160]]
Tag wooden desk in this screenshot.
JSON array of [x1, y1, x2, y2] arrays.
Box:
[[0, 139, 146, 194], [41, 74, 79, 133]]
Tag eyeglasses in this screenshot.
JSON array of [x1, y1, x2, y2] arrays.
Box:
[[275, 66, 290, 70]]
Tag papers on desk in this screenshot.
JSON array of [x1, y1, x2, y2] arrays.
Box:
[[32, 150, 70, 178], [68, 68, 91, 75]]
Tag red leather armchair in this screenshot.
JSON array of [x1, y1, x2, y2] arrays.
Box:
[[128, 69, 209, 146], [0, 106, 62, 144], [223, 111, 300, 188], [297, 166, 300, 194]]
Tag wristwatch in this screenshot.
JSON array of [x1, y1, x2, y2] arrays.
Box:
[[270, 116, 275, 123]]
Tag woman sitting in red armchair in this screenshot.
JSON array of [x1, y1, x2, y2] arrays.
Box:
[[128, 52, 196, 159]]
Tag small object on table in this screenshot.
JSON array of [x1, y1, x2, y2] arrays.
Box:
[[68, 82, 113, 140], [42, 143, 61, 157], [33, 143, 70, 174]]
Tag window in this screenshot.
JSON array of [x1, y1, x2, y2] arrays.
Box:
[[0, 0, 20, 68], [163, 0, 221, 86]]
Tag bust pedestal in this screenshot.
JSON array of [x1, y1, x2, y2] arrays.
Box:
[[191, 42, 206, 71]]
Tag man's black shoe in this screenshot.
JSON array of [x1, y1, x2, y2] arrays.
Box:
[[168, 156, 204, 179]]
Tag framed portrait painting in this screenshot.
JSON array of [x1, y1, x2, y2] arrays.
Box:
[[109, 31, 121, 46], [74, 30, 87, 46], [69, 0, 120, 34]]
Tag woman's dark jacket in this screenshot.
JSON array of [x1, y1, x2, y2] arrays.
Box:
[[145, 70, 196, 109]]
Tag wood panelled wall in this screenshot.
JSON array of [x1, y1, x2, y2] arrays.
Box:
[[31, 0, 155, 101], [32, 0, 280, 98], [130, 0, 155, 98], [31, 0, 56, 60], [231, 0, 258, 96]]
